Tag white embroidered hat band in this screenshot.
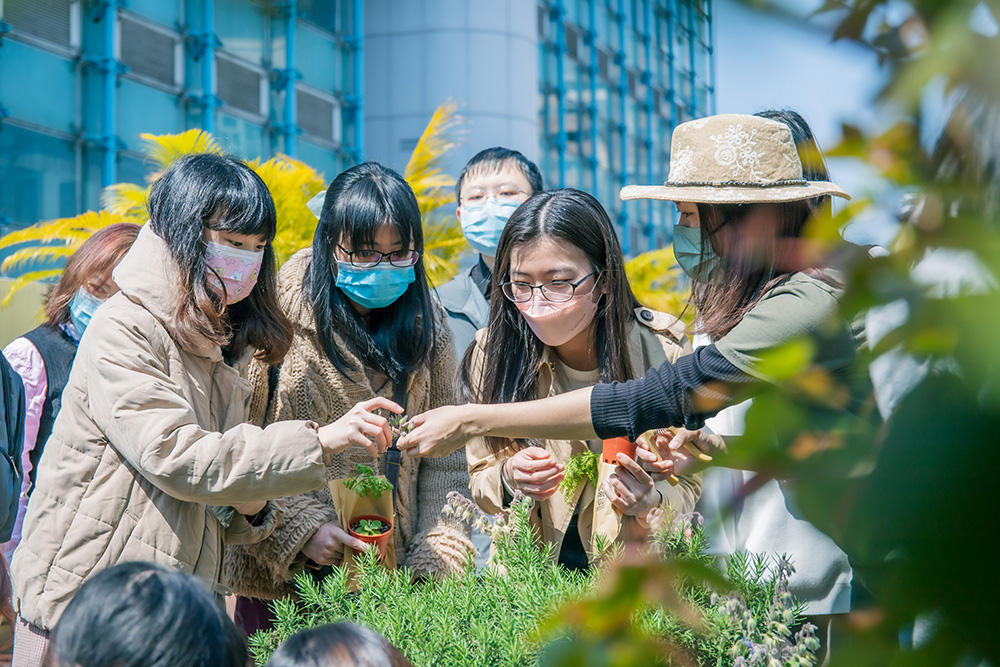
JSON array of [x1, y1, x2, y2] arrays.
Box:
[[620, 113, 850, 205]]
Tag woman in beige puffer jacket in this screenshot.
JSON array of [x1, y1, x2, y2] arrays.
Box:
[[10, 155, 398, 666]]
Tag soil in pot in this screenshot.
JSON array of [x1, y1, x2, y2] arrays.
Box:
[[348, 515, 393, 560]]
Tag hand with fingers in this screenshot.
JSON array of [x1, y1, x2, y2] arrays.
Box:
[[649, 428, 719, 477], [300, 517, 370, 567], [395, 405, 474, 458], [602, 453, 663, 527], [500, 447, 565, 502], [318, 397, 403, 457]]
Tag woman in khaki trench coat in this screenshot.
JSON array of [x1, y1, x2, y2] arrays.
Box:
[[462, 189, 701, 568]]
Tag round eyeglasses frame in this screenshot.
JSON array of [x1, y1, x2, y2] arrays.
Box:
[[501, 270, 599, 303]]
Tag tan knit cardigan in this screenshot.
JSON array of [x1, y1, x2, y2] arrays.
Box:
[[226, 249, 474, 599]]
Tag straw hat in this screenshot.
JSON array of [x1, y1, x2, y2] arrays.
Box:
[[620, 114, 850, 204]]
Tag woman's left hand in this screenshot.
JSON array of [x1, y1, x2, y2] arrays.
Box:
[[602, 453, 661, 523]]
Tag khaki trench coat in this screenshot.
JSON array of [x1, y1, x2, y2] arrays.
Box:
[[466, 308, 702, 563]]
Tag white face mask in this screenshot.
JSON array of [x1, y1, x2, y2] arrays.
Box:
[[515, 291, 599, 348]]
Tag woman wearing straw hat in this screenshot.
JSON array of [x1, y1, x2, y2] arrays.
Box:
[[396, 113, 869, 481]]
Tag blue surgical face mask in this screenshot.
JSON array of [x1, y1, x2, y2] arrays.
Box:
[[459, 198, 522, 257], [673, 225, 723, 283], [69, 287, 106, 337], [335, 262, 416, 310]]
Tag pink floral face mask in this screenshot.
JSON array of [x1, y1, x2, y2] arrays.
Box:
[[204, 241, 264, 305]]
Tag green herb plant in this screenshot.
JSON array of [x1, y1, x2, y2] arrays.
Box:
[[343, 463, 393, 499], [352, 518, 387, 536], [248, 494, 816, 667], [558, 450, 598, 502]]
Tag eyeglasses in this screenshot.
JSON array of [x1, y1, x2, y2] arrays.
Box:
[[460, 185, 530, 208], [336, 245, 421, 268], [501, 271, 598, 303]]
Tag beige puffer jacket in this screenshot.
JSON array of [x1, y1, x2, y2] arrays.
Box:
[[11, 225, 328, 631], [225, 249, 474, 600], [466, 308, 703, 563]]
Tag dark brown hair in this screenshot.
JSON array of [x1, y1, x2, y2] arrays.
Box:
[[44, 223, 141, 327], [692, 200, 820, 339], [695, 109, 838, 340], [460, 188, 640, 456], [146, 153, 293, 364]]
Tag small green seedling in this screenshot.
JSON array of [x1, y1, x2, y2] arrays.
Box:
[[389, 414, 414, 441], [344, 463, 393, 499], [558, 450, 599, 502], [352, 518, 387, 536]]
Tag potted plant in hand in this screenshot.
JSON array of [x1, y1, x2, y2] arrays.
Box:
[[344, 463, 394, 559]]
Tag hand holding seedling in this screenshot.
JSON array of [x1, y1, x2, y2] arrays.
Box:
[[302, 517, 368, 566], [318, 397, 402, 457], [502, 447, 564, 501], [396, 405, 473, 458]]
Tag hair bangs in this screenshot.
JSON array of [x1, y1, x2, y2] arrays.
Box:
[[205, 166, 277, 240]]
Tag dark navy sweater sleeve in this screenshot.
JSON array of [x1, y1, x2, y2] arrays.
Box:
[[590, 343, 755, 441]]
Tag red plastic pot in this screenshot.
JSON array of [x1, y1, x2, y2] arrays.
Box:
[[348, 514, 393, 560], [602, 437, 637, 465]]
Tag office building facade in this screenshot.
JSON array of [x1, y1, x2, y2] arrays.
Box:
[[1, 0, 712, 255], [0, 0, 361, 237]]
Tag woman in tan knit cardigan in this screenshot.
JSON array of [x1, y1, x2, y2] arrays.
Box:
[[226, 163, 473, 632]]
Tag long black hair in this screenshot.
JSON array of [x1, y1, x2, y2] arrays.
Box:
[[44, 562, 247, 667], [460, 188, 640, 456], [306, 162, 435, 390], [146, 152, 293, 363]]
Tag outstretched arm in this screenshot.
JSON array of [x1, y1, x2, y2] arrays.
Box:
[[397, 387, 597, 457]]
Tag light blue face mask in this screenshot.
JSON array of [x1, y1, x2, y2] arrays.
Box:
[[68, 287, 106, 337], [335, 262, 416, 310], [673, 225, 723, 283], [459, 198, 522, 257]]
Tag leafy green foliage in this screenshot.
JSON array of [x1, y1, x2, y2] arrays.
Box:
[[248, 497, 816, 666], [558, 450, 598, 502], [343, 464, 393, 499]]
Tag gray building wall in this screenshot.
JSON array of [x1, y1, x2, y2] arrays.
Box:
[[364, 0, 540, 181]]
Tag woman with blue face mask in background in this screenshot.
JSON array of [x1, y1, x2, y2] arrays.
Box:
[[1, 223, 139, 558], [227, 162, 474, 634]]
